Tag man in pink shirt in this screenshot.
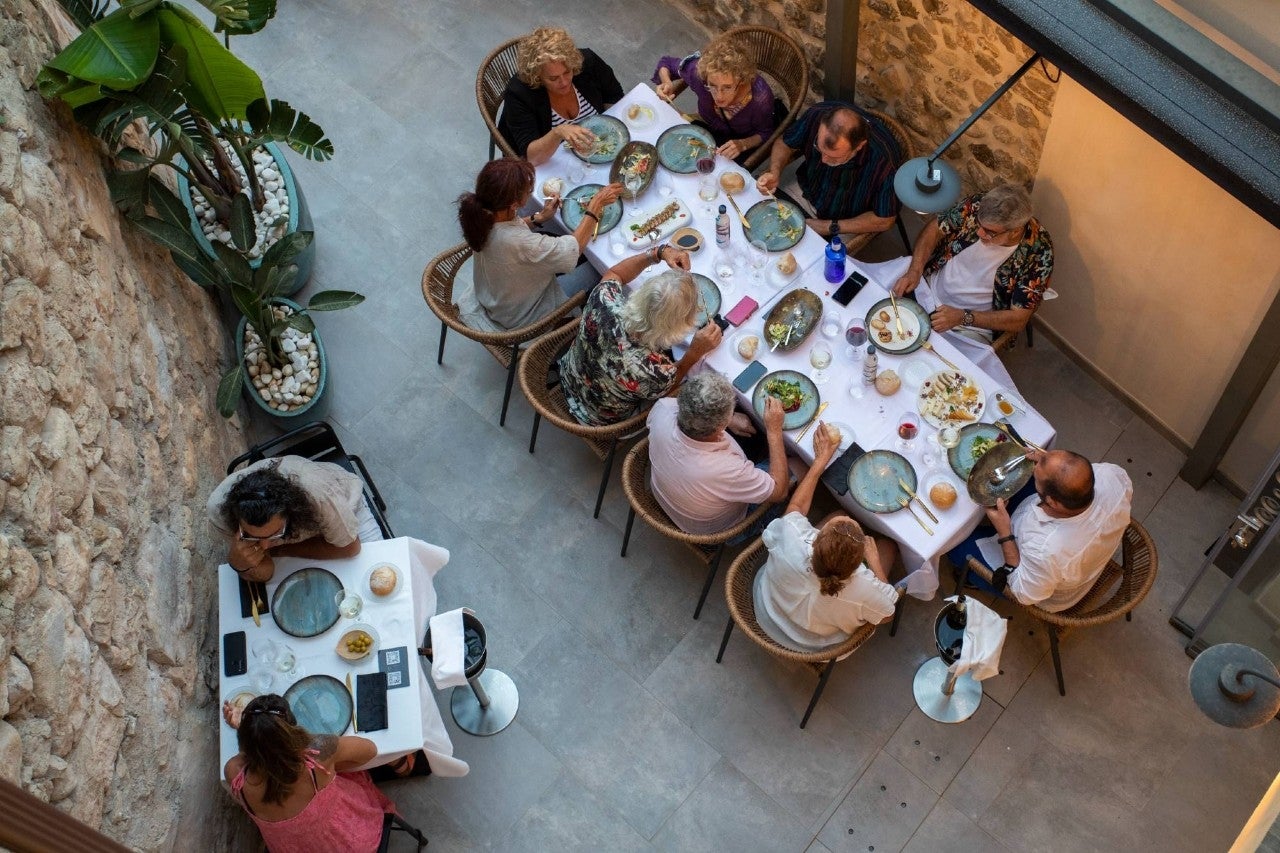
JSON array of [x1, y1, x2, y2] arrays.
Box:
[[646, 372, 790, 536]]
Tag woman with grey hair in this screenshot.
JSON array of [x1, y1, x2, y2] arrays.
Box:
[[559, 243, 722, 426]]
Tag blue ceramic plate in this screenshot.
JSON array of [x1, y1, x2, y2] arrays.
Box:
[[569, 114, 629, 164], [562, 184, 622, 236], [284, 674, 352, 735], [744, 199, 806, 251], [752, 370, 820, 431], [655, 124, 716, 173], [271, 567, 342, 638], [692, 273, 721, 329], [947, 422, 1009, 481], [848, 449, 917, 513], [865, 296, 931, 354]]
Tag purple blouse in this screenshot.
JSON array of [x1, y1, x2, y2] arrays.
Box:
[[653, 54, 776, 146]]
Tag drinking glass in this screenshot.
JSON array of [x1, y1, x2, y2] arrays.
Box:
[[274, 643, 298, 675], [809, 341, 833, 384], [655, 171, 674, 198], [821, 309, 843, 339], [714, 248, 737, 283], [567, 160, 586, 184], [609, 228, 627, 258], [747, 239, 768, 285], [922, 427, 944, 469], [336, 589, 363, 619], [938, 425, 961, 450], [695, 155, 716, 177], [844, 322, 868, 360], [251, 638, 278, 665], [249, 669, 275, 694], [896, 410, 920, 454]]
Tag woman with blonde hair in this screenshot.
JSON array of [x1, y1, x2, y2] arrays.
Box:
[[498, 27, 623, 165], [654, 34, 780, 162], [558, 244, 722, 426]]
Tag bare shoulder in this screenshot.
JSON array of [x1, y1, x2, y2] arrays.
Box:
[[224, 754, 246, 785], [310, 734, 339, 760]]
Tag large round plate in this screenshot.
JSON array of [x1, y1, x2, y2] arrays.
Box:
[[752, 370, 820, 430], [284, 674, 352, 735], [692, 273, 721, 328], [967, 441, 1033, 507], [655, 124, 716, 173], [271, 567, 342, 638], [947, 422, 1009, 480], [569, 114, 629, 164], [849, 450, 917, 513], [744, 199, 805, 251], [917, 370, 986, 429], [562, 184, 622, 235], [865, 296, 930, 354]]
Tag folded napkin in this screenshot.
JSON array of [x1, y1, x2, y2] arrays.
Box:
[[945, 595, 1007, 682], [821, 441, 868, 496], [428, 607, 469, 689]]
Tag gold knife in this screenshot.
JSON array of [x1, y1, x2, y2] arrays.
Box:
[[250, 589, 260, 627], [898, 477, 939, 524], [345, 672, 358, 733], [889, 292, 907, 338], [898, 496, 935, 535], [725, 192, 751, 229], [795, 402, 829, 441]]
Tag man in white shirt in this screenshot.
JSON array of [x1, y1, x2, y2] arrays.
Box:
[[646, 372, 790, 535]]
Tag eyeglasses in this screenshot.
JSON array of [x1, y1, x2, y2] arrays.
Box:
[[976, 222, 1014, 239], [706, 82, 740, 95], [238, 521, 288, 543]]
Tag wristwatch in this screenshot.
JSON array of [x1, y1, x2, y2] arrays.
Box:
[[962, 309, 975, 327], [829, 220, 840, 236]]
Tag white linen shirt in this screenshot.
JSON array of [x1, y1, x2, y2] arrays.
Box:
[[645, 399, 775, 535], [457, 220, 579, 332], [1007, 463, 1133, 612], [753, 512, 898, 650]]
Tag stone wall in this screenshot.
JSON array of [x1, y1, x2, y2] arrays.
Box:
[[0, 0, 252, 849]]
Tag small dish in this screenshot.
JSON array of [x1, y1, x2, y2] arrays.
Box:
[[671, 226, 703, 253], [623, 102, 656, 128], [730, 330, 763, 362], [336, 624, 379, 662], [224, 690, 256, 716], [820, 420, 855, 453], [923, 473, 960, 512]]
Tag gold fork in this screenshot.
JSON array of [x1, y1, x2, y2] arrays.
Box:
[[898, 496, 935, 535], [920, 339, 961, 372]]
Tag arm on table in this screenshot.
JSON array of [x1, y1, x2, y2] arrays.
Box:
[[269, 535, 360, 561], [892, 217, 943, 296], [763, 397, 790, 503], [568, 182, 624, 251], [784, 424, 838, 516], [755, 138, 797, 195]]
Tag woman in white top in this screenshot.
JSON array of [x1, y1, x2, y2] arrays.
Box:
[[754, 423, 900, 650], [455, 158, 622, 332]]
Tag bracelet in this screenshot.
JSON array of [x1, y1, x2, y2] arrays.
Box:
[[582, 210, 600, 223], [651, 243, 671, 264], [997, 534, 1017, 544]]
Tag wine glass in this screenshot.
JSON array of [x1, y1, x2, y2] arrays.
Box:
[[567, 160, 586, 184], [695, 155, 716, 177], [336, 589, 363, 619], [748, 239, 768, 285], [714, 248, 737, 284], [624, 173, 643, 215], [274, 643, 298, 675], [844, 321, 868, 360], [809, 341, 833, 384], [938, 425, 961, 450], [696, 157, 718, 214], [821, 309, 843, 339], [896, 410, 920, 454]]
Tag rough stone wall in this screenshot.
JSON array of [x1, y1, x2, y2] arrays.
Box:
[[0, 0, 252, 849]]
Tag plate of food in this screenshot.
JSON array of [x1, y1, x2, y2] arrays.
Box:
[[763, 288, 823, 352], [626, 198, 692, 246], [336, 623, 379, 662], [947, 422, 1008, 480], [848, 449, 916, 513], [284, 674, 352, 736], [864, 296, 931, 354], [271, 567, 343, 638], [691, 273, 721, 329], [967, 440, 1033, 507], [655, 123, 716, 173], [752, 370, 820, 430], [568, 114, 629, 164], [609, 141, 659, 200], [918, 370, 986, 428], [744, 198, 806, 251], [731, 330, 762, 361], [622, 102, 656, 129], [562, 183, 622, 235]]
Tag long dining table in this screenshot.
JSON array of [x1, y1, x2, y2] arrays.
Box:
[[533, 83, 1056, 599]]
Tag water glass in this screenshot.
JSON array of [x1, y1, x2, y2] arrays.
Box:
[[938, 425, 961, 450], [655, 171, 674, 198], [249, 668, 276, 694], [714, 248, 738, 282], [748, 239, 768, 285], [821, 309, 843, 339], [274, 643, 298, 675], [609, 228, 627, 257], [567, 161, 586, 184], [809, 341, 833, 384]]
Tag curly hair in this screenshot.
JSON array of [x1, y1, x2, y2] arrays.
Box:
[[976, 183, 1033, 231], [696, 35, 757, 84], [516, 27, 583, 87], [619, 270, 700, 351], [221, 460, 320, 536], [457, 159, 535, 251], [677, 372, 736, 439], [811, 517, 866, 596], [236, 694, 313, 806]]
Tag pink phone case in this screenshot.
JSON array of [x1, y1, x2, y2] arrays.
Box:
[[725, 296, 759, 327]]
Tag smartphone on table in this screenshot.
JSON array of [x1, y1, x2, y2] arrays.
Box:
[[733, 360, 768, 392], [832, 270, 868, 306]]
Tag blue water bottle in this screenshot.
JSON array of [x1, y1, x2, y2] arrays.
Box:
[[824, 233, 846, 283]]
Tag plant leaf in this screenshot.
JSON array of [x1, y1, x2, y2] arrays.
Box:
[[261, 261, 298, 297], [106, 167, 152, 218], [45, 7, 159, 90], [231, 282, 259, 319], [307, 290, 365, 312], [155, 5, 265, 121], [216, 363, 245, 418], [147, 176, 190, 227], [245, 99, 333, 162], [57, 0, 114, 29], [229, 192, 256, 251], [211, 240, 253, 286], [259, 229, 311, 267], [130, 215, 207, 266], [285, 312, 315, 334], [211, 0, 277, 35], [172, 250, 223, 289]]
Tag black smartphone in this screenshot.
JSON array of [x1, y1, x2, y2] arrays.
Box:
[[733, 360, 768, 392], [832, 270, 869, 306], [712, 313, 730, 331], [223, 631, 247, 677]]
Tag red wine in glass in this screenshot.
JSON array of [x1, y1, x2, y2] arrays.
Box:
[[695, 156, 716, 176], [898, 419, 918, 441], [845, 324, 868, 348]]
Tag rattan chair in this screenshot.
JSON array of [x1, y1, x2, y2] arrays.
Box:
[[716, 538, 878, 728], [476, 36, 522, 160], [619, 436, 776, 620], [965, 519, 1158, 696], [724, 25, 809, 173], [422, 242, 587, 427], [517, 321, 651, 518]]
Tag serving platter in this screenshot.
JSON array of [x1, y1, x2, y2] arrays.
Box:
[[763, 289, 823, 352], [947, 422, 1008, 480], [609, 141, 659, 200], [917, 370, 986, 429]]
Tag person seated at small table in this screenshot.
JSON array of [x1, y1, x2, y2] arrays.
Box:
[[208, 457, 380, 583], [455, 158, 623, 332], [558, 244, 722, 426], [222, 694, 396, 851], [891, 184, 1054, 344], [653, 34, 780, 163], [646, 372, 790, 535], [754, 424, 900, 650], [497, 27, 624, 166], [755, 102, 902, 240], [948, 448, 1132, 613]]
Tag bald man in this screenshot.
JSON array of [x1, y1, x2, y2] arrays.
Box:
[[953, 449, 1132, 612]]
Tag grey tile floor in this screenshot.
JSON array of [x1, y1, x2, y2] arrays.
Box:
[[230, 0, 1280, 849]]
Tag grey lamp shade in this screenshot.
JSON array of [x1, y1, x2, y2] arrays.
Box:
[[1189, 643, 1280, 729], [894, 156, 962, 215]]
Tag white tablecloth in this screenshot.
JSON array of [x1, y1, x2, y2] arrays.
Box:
[[217, 536, 468, 778]]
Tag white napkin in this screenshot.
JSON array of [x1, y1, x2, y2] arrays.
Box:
[[428, 607, 468, 689], [945, 595, 1007, 681]]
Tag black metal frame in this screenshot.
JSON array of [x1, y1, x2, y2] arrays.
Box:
[[715, 621, 838, 729], [620, 510, 727, 621], [436, 326, 522, 427], [377, 811, 428, 851]]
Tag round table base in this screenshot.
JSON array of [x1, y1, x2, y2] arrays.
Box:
[[913, 656, 982, 723], [451, 669, 519, 736]]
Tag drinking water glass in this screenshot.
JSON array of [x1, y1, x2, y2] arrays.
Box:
[[336, 589, 363, 619], [821, 309, 843, 339], [655, 171, 674, 198], [748, 239, 768, 285], [609, 228, 627, 257], [714, 248, 737, 282]]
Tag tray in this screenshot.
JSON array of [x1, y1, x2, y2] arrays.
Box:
[[625, 198, 692, 247], [609, 141, 659, 201]]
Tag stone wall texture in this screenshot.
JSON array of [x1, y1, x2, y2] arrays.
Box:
[[661, 0, 1058, 192], [1, 0, 253, 848]]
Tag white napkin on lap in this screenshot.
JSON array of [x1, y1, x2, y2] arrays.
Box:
[[428, 607, 468, 689], [945, 595, 1007, 682]]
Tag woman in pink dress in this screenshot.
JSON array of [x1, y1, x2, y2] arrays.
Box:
[[223, 694, 397, 852]]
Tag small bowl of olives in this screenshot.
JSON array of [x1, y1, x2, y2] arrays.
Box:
[[336, 624, 379, 662]]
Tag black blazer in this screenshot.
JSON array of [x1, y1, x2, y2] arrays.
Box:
[[497, 49, 624, 157]]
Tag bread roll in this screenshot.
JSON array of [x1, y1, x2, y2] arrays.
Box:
[[929, 482, 957, 509], [369, 566, 397, 597], [776, 252, 797, 275], [737, 335, 760, 360], [719, 172, 746, 193], [874, 369, 901, 396], [541, 178, 563, 197]]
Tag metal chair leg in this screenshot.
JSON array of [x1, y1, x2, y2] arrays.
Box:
[[488, 136, 496, 161], [693, 546, 724, 620], [1026, 320, 1035, 348], [716, 618, 734, 662], [528, 413, 541, 453], [621, 508, 636, 557], [889, 593, 905, 637], [801, 660, 837, 728], [1126, 611, 1132, 622], [500, 345, 518, 427], [593, 439, 619, 519], [895, 214, 911, 254], [1048, 625, 1066, 696], [436, 322, 448, 365]]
